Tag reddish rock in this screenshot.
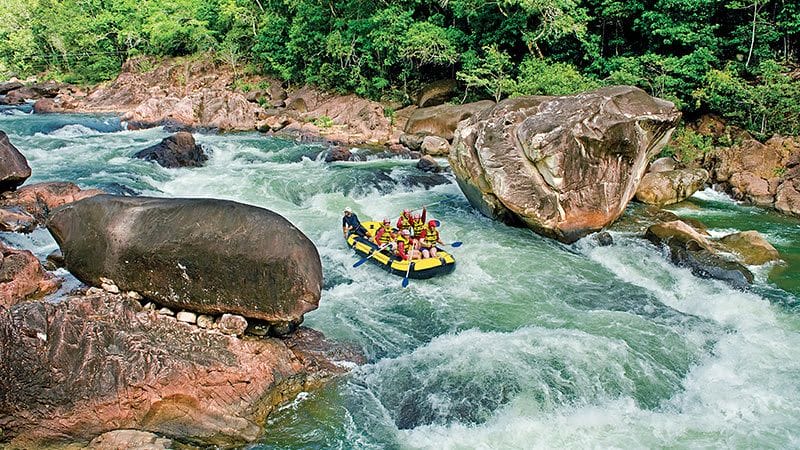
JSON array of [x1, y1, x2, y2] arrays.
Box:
[[0, 242, 61, 308], [0, 293, 363, 447], [32, 98, 58, 114], [450, 86, 681, 243], [0, 181, 104, 223], [0, 207, 36, 233], [775, 178, 800, 216], [0, 130, 31, 192], [325, 146, 352, 162], [1, 87, 37, 105]]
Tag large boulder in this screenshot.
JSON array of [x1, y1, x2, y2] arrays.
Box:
[[0, 242, 61, 308], [47, 195, 322, 324], [645, 221, 753, 288], [635, 168, 709, 206], [0, 292, 362, 447], [134, 132, 208, 168], [449, 86, 681, 243], [405, 100, 495, 141], [0, 130, 31, 192]]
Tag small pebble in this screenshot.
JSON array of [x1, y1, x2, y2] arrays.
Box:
[[176, 311, 197, 324], [158, 307, 174, 316]]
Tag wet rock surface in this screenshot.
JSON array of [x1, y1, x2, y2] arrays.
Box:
[[450, 86, 681, 243], [134, 131, 208, 168], [0, 292, 363, 447], [47, 195, 322, 324], [0, 130, 31, 192], [645, 220, 754, 289]]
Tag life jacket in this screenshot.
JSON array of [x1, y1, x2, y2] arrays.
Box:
[[423, 227, 439, 246], [397, 214, 411, 231], [376, 226, 394, 245], [395, 234, 410, 260], [411, 218, 425, 236]]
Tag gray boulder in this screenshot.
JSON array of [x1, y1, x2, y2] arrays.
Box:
[[47, 195, 322, 324], [0, 131, 31, 192], [449, 86, 681, 243]]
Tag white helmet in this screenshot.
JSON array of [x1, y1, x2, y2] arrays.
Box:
[[344, 207, 352, 213]]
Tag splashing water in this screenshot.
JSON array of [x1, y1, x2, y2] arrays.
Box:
[[1, 110, 799, 449]]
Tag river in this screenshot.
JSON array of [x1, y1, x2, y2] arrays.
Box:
[[2, 106, 799, 449]]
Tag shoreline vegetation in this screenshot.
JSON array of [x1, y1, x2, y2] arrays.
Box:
[[0, 0, 798, 139]]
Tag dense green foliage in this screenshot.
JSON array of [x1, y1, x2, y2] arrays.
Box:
[[1, 0, 798, 136]]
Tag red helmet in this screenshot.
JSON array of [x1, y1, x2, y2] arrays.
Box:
[[428, 220, 437, 227]]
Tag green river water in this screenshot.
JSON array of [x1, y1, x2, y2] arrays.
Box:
[[1, 105, 799, 449]]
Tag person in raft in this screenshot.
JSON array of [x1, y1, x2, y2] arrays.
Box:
[[419, 220, 444, 258], [395, 229, 422, 261], [410, 207, 427, 237], [342, 207, 368, 238], [396, 209, 413, 234], [374, 218, 396, 249]]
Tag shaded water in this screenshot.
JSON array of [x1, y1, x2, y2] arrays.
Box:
[[1, 107, 799, 449]]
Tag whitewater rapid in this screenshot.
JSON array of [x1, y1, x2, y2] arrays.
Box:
[[1, 109, 799, 449]]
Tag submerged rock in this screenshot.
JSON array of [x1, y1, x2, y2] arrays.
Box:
[[635, 168, 709, 206], [0, 292, 363, 447], [134, 132, 208, 168], [645, 220, 753, 289], [450, 86, 681, 243], [47, 195, 322, 325], [0, 130, 31, 192]]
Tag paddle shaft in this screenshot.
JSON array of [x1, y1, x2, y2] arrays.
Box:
[[353, 243, 390, 267]]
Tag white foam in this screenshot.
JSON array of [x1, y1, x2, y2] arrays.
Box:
[[43, 123, 100, 137]]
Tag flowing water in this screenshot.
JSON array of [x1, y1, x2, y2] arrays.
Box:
[[2, 106, 799, 449]]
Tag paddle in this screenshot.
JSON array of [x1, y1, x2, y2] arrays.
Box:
[[402, 262, 414, 288], [447, 241, 462, 247], [353, 243, 390, 268]]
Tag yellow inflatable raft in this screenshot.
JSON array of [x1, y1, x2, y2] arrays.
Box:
[[346, 221, 456, 279]]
